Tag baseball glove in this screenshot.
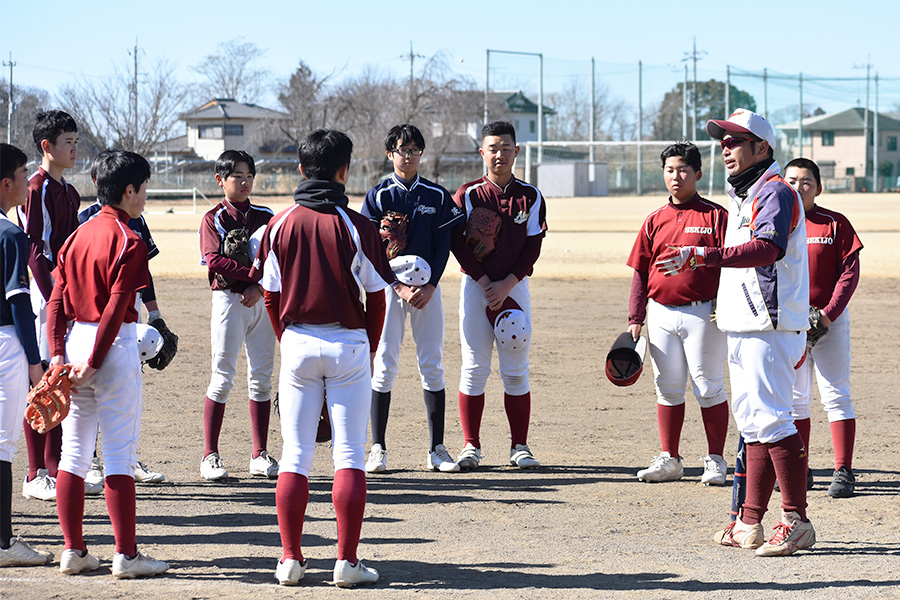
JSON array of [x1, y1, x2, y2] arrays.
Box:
[[807, 306, 829, 348], [379, 211, 408, 259], [25, 365, 72, 434], [147, 317, 178, 370], [215, 227, 251, 288], [465, 207, 502, 261]]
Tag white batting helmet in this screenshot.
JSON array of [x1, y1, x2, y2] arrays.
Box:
[[248, 224, 267, 261], [486, 298, 530, 352], [390, 255, 432, 286], [136, 323, 164, 363]]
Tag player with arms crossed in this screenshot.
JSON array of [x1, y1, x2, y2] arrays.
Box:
[[784, 158, 862, 498], [199, 150, 277, 480], [657, 109, 814, 556], [0, 143, 53, 567], [19, 111, 81, 502], [253, 129, 395, 587], [48, 149, 168, 577], [450, 120, 547, 470], [627, 141, 730, 485], [361, 124, 464, 474]]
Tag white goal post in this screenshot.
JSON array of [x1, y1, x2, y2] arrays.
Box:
[[145, 188, 214, 214]]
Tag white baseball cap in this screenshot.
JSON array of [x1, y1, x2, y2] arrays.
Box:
[[706, 108, 776, 150]]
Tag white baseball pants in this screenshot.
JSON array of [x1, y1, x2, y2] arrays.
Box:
[[792, 310, 855, 422], [0, 326, 28, 462]]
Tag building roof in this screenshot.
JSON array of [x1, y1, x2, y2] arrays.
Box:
[[778, 107, 900, 132], [492, 90, 557, 116], [180, 98, 289, 121]]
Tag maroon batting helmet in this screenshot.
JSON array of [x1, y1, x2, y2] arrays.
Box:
[[605, 332, 647, 386]]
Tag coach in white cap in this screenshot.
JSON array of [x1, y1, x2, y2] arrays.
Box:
[[654, 108, 814, 556]]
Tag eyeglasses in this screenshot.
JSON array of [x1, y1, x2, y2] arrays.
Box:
[[390, 148, 424, 158], [720, 137, 753, 150]]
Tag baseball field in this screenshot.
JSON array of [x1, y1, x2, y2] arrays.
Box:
[[2, 192, 899, 599]]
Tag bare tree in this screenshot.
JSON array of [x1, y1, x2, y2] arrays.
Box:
[[0, 79, 51, 161], [546, 77, 635, 142], [57, 55, 189, 157], [193, 38, 269, 103], [276, 60, 334, 143]]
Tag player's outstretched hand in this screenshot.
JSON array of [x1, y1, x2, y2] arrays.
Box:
[[655, 245, 706, 277]]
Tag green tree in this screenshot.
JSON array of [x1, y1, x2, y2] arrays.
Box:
[[652, 79, 757, 141]]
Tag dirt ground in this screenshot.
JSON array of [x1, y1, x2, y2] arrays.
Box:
[[1, 272, 898, 600]]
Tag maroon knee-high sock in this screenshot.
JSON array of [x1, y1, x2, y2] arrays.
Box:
[[276, 473, 308, 562], [459, 393, 485, 448], [249, 399, 271, 459], [794, 418, 811, 456], [22, 419, 45, 479], [700, 402, 729, 456], [504, 392, 531, 447], [46, 426, 63, 478], [105, 475, 136, 556], [658, 403, 685, 457], [770, 433, 808, 520], [740, 441, 776, 525], [56, 471, 86, 551], [830, 419, 856, 470], [203, 397, 226, 458], [333, 468, 366, 563]]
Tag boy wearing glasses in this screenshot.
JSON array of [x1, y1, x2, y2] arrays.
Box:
[[361, 124, 463, 473], [626, 141, 730, 486], [656, 109, 814, 556]]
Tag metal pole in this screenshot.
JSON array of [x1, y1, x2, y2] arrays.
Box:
[[798, 73, 803, 157], [691, 38, 698, 141], [133, 39, 139, 150], [864, 62, 870, 180], [709, 144, 715, 199], [590, 57, 595, 163], [524, 144, 532, 184], [537, 53, 543, 164], [637, 60, 643, 196], [763, 68, 768, 119], [874, 73, 879, 192], [3, 53, 13, 144], [484, 49, 489, 127], [682, 65, 688, 139], [725, 65, 730, 118]]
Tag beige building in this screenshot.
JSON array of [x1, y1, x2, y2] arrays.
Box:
[[778, 108, 900, 191], [180, 99, 290, 161]]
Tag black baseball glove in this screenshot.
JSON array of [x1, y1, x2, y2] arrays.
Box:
[[148, 317, 178, 370], [807, 306, 829, 348]]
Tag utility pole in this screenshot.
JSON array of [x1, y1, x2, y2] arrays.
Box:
[[129, 39, 139, 151], [798, 72, 804, 157], [682, 64, 688, 139], [683, 37, 706, 141], [854, 57, 872, 180], [725, 65, 730, 119], [874, 72, 880, 192], [401, 42, 424, 119], [637, 60, 642, 196], [3, 53, 14, 144]]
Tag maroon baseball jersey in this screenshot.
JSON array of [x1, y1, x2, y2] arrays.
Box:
[[805, 204, 863, 311], [48, 206, 149, 365], [199, 200, 274, 292], [253, 203, 394, 330], [627, 194, 727, 305], [20, 167, 81, 298], [452, 176, 547, 281]]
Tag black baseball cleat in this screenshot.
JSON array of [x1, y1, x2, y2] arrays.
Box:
[[827, 465, 855, 498]]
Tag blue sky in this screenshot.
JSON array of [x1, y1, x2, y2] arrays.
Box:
[[3, 0, 899, 121]]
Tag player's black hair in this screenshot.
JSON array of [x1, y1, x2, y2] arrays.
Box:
[[298, 129, 353, 181], [785, 157, 821, 186], [481, 120, 516, 145], [660, 141, 702, 172], [32, 110, 77, 156], [215, 149, 257, 179], [95, 149, 151, 207], [0, 143, 28, 180], [90, 148, 120, 184], [384, 124, 425, 152]]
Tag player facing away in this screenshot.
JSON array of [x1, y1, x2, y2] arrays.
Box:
[[19, 111, 81, 503], [252, 129, 395, 587], [78, 151, 171, 491], [657, 109, 814, 556], [450, 120, 547, 470], [626, 142, 730, 485], [361, 124, 464, 474], [784, 158, 862, 498], [0, 143, 54, 567], [199, 150, 277, 481], [47, 149, 168, 578]]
